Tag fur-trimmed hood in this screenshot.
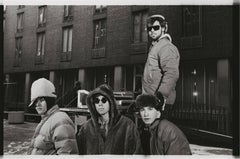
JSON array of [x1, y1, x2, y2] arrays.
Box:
[[86, 84, 120, 128]]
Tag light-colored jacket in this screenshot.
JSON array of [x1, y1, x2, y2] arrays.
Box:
[[142, 36, 180, 105], [27, 105, 78, 155]]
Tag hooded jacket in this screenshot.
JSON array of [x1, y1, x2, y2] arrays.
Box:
[[142, 35, 180, 105], [76, 84, 142, 154], [27, 105, 78, 155], [145, 118, 191, 155]]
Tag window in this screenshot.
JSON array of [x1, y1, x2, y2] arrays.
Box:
[[93, 19, 106, 49], [63, 6, 73, 21], [95, 5, 107, 13], [14, 37, 22, 66], [18, 5, 25, 9], [17, 13, 24, 32], [64, 6, 73, 17], [15, 37, 22, 59], [37, 32, 45, 56], [181, 6, 202, 49], [38, 6, 46, 27], [183, 6, 201, 37], [133, 11, 148, 43], [134, 64, 144, 93], [62, 27, 73, 53]]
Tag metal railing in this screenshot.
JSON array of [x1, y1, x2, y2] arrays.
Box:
[[56, 88, 78, 108], [171, 102, 229, 135]]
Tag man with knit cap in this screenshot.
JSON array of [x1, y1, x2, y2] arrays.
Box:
[[27, 78, 78, 155], [135, 92, 191, 155], [142, 14, 180, 119]]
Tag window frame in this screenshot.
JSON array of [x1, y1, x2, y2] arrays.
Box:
[[38, 6, 47, 27], [63, 5, 74, 21], [18, 5, 25, 9], [15, 37, 22, 59], [93, 19, 107, 49], [182, 6, 202, 37], [95, 5, 107, 14], [132, 10, 148, 43], [36, 32, 45, 57], [62, 26, 73, 53], [17, 12, 24, 32]]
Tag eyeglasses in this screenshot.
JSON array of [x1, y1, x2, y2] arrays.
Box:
[[94, 97, 108, 104], [147, 25, 160, 31]]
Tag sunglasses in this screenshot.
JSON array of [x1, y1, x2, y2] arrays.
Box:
[[94, 97, 108, 104], [147, 25, 160, 31]]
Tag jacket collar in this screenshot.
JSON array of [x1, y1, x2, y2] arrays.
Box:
[[151, 33, 172, 46], [41, 105, 59, 119]]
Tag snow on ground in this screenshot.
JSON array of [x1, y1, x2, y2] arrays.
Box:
[[190, 144, 232, 155], [3, 119, 233, 155]]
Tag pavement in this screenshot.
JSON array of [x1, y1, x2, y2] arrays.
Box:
[[3, 119, 233, 155]]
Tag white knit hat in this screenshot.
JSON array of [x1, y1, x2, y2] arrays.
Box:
[[28, 78, 57, 107]]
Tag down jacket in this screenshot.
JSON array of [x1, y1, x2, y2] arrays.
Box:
[[142, 35, 180, 105], [27, 105, 78, 155], [146, 119, 191, 155], [76, 84, 142, 154]]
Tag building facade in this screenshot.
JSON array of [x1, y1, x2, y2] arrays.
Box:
[[4, 5, 233, 135]]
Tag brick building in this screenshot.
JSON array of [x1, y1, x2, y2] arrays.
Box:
[[4, 5, 233, 135]]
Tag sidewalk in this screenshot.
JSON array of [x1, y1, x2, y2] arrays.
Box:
[[3, 119, 232, 155]]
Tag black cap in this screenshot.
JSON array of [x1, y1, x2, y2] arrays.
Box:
[[135, 92, 165, 112]]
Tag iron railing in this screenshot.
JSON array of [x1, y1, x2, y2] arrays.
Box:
[[171, 102, 230, 135]]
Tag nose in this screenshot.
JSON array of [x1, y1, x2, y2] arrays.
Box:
[[35, 100, 42, 107], [98, 101, 103, 106], [143, 110, 148, 117]]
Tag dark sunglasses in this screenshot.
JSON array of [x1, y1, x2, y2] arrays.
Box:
[[147, 25, 160, 31], [94, 97, 108, 104]]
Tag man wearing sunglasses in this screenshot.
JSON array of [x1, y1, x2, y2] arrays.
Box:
[[142, 15, 180, 119], [76, 84, 142, 154]]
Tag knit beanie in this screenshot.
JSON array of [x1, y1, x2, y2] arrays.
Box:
[[28, 78, 57, 107]]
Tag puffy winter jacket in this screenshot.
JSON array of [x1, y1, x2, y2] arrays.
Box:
[[27, 105, 78, 155], [146, 119, 191, 155], [77, 84, 142, 154], [142, 36, 180, 105]]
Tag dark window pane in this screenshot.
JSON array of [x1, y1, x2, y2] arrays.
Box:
[[183, 6, 200, 36], [93, 20, 106, 48], [133, 13, 141, 43]]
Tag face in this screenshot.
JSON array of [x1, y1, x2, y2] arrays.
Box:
[[147, 20, 163, 41], [94, 95, 110, 116], [35, 97, 47, 115], [139, 106, 160, 125]]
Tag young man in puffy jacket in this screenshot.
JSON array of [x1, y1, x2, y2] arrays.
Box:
[[76, 84, 142, 154], [135, 92, 191, 155], [27, 78, 78, 155], [142, 15, 180, 119]]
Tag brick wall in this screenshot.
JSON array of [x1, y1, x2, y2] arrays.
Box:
[[4, 5, 233, 73]]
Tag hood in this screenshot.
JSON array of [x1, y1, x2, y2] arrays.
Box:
[[86, 84, 120, 128], [160, 33, 172, 42]]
